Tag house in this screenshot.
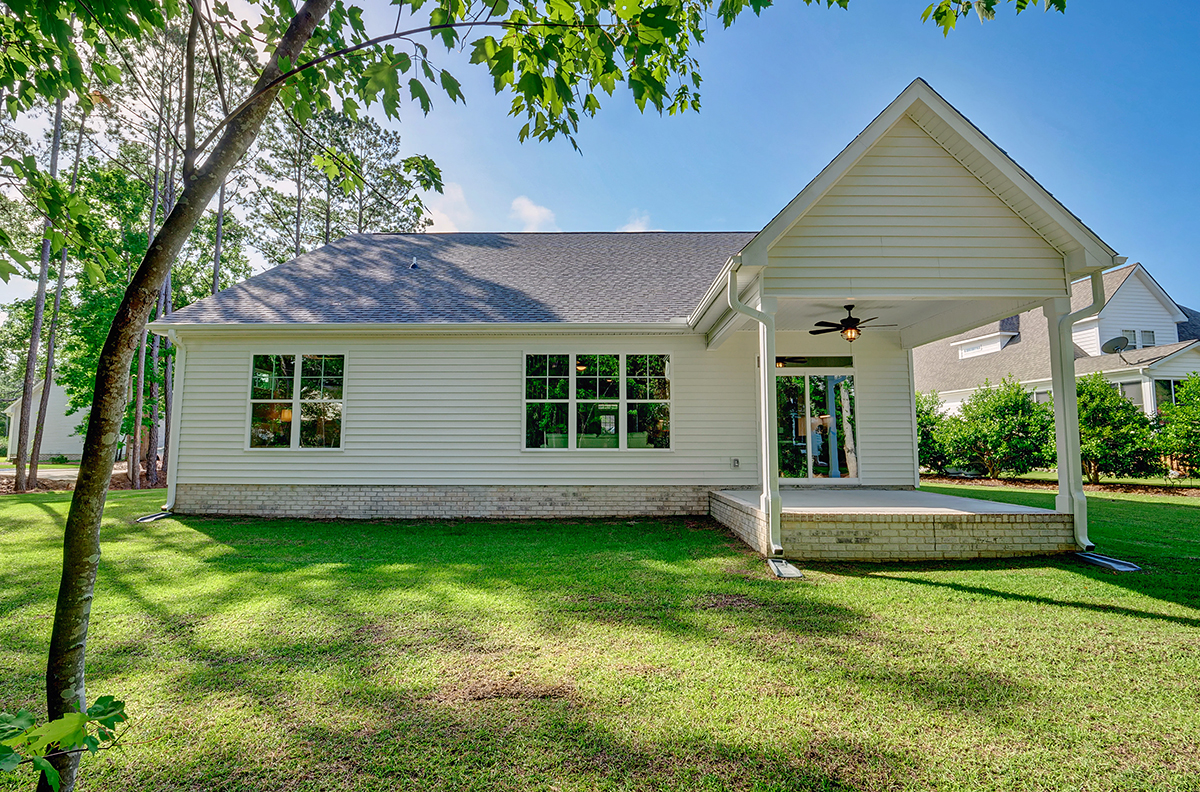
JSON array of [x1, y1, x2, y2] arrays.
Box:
[[4, 381, 84, 461], [913, 263, 1200, 413], [150, 79, 1127, 562]]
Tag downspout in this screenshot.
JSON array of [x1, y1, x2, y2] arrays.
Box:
[[162, 329, 186, 512], [725, 262, 782, 555], [1057, 258, 1125, 548]]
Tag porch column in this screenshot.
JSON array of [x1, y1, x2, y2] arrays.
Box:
[[757, 297, 782, 553], [1043, 297, 1091, 549]]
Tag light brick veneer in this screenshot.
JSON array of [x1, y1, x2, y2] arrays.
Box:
[[174, 483, 713, 519], [708, 490, 771, 555]]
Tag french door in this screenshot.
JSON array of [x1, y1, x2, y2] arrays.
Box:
[[776, 372, 858, 480]]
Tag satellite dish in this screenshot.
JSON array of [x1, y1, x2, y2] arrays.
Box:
[[1101, 336, 1130, 355]]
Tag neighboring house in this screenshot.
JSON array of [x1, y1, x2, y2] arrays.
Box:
[[4, 381, 85, 461], [149, 79, 1126, 563], [913, 263, 1200, 414]]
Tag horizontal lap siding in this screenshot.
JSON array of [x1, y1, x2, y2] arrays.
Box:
[[765, 115, 1065, 300], [176, 333, 761, 487], [1099, 276, 1182, 349]]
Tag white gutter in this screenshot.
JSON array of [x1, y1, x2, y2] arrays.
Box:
[[1057, 257, 1125, 549], [162, 329, 186, 512], [146, 320, 695, 336], [724, 260, 782, 555]]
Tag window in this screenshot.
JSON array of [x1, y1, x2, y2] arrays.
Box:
[[1119, 381, 1144, 407], [1156, 379, 1184, 409], [1034, 390, 1052, 404], [1120, 329, 1138, 349], [524, 353, 670, 450], [1141, 330, 1156, 348], [776, 368, 857, 479], [249, 354, 344, 449]]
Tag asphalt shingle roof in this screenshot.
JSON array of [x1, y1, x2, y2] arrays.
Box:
[[160, 232, 756, 325]]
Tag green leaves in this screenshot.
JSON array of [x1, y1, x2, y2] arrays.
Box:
[[922, 0, 1066, 35], [0, 698, 127, 791]]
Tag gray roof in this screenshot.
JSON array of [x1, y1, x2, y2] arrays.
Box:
[[913, 264, 1196, 393], [160, 232, 756, 325], [1177, 303, 1200, 342]]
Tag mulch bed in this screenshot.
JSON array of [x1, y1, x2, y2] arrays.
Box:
[[0, 466, 167, 495], [921, 474, 1200, 498]]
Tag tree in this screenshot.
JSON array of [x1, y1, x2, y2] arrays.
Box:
[[939, 376, 1055, 478], [0, 1, 1071, 788], [914, 390, 949, 474], [1075, 373, 1163, 484], [1159, 373, 1200, 475]]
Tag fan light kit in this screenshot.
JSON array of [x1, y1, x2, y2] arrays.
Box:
[[809, 305, 895, 343]]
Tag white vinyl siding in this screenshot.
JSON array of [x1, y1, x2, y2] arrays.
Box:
[[174, 330, 919, 489], [1071, 317, 1101, 356], [1098, 274, 1180, 350], [5, 382, 85, 459], [764, 115, 1067, 300]]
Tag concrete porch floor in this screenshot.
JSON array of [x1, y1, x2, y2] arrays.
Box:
[[715, 488, 1057, 516], [708, 488, 1076, 562]]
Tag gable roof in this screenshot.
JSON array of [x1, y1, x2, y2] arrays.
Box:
[[737, 78, 1118, 275], [158, 232, 756, 327], [1178, 304, 1200, 342]]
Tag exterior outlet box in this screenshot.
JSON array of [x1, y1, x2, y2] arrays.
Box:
[[730, 457, 740, 469]]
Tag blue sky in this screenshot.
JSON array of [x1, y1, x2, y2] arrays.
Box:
[[386, 0, 1199, 307]]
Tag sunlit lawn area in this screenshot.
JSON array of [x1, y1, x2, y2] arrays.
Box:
[[1, 488, 1197, 791], [1008, 470, 1200, 488]]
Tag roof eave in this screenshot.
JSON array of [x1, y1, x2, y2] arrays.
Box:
[[149, 320, 698, 336]]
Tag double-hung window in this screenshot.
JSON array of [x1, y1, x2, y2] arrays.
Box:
[[249, 354, 345, 449], [524, 353, 671, 450]]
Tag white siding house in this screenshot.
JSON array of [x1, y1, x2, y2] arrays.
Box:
[[152, 79, 1126, 562], [5, 381, 84, 461]]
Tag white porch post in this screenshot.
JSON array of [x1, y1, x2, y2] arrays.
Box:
[[1043, 297, 1091, 549], [757, 297, 782, 553]]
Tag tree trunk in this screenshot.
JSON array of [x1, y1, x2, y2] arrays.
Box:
[[15, 98, 64, 492], [211, 180, 225, 295], [131, 330, 145, 488], [30, 108, 88, 480], [43, 5, 334, 788], [324, 174, 332, 245], [294, 128, 304, 259], [146, 284, 163, 486], [161, 272, 173, 480]]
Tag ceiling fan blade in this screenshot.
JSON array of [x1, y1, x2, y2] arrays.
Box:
[[809, 327, 842, 335], [855, 317, 879, 325], [862, 323, 898, 328], [813, 321, 842, 329]]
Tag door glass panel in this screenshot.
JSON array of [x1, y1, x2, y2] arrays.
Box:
[[810, 374, 857, 478], [776, 376, 808, 478]]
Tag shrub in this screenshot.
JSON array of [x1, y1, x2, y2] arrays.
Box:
[[48, 454, 71, 465], [1075, 373, 1163, 484], [914, 390, 949, 473], [939, 376, 1055, 478], [1159, 373, 1200, 474]]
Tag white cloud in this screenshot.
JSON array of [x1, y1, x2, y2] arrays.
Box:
[[617, 211, 662, 232], [509, 196, 559, 232], [426, 182, 473, 232]]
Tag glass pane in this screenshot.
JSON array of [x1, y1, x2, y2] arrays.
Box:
[[1141, 330, 1155, 347], [548, 377, 569, 399], [627, 354, 647, 377], [322, 378, 343, 400], [627, 403, 670, 449], [526, 354, 547, 377], [627, 354, 670, 402], [548, 355, 569, 377], [577, 402, 619, 448], [250, 402, 292, 448], [251, 354, 293, 400], [526, 378, 547, 400], [526, 403, 568, 449], [1121, 382, 1143, 407], [1155, 380, 1173, 409], [576, 354, 618, 401], [302, 355, 324, 377], [627, 379, 647, 400], [300, 401, 342, 448], [776, 376, 808, 478], [648, 355, 667, 377], [811, 375, 857, 479]]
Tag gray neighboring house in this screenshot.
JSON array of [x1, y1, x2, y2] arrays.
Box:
[[913, 263, 1200, 414]]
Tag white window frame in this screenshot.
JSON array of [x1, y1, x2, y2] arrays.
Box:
[[1140, 330, 1156, 348], [245, 351, 347, 452], [1120, 329, 1138, 349], [521, 352, 673, 452], [774, 364, 859, 483]]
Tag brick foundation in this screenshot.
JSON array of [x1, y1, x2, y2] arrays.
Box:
[[174, 483, 713, 519], [708, 490, 771, 555]]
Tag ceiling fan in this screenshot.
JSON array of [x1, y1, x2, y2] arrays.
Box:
[[809, 305, 896, 342]]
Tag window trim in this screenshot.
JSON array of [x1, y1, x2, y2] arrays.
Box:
[[245, 351, 347, 452], [521, 351, 673, 452]]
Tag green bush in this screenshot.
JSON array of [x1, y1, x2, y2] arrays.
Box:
[[1076, 373, 1164, 484], [939, 376, 1055, 478], [915, 390, 949, 473], [1159, 372, 1200, 474], [48, 454, 71, 465]]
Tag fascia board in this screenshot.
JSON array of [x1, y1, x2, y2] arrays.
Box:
[[147, 321, 697, 337], [948, 331, 1018, 347]]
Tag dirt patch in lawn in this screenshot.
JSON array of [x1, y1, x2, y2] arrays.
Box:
[[430, 674, 576, 703], [922, 475, 1200, 498]]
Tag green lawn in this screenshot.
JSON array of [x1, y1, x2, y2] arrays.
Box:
[[1010, 470, 1200, 488], [1, 489, 1197, 792], [0, 462, 79, 471]]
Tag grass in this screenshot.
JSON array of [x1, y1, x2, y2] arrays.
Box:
[[1012, 470, 1200, 488], [0, 462, 79, 471], [1, 489, 1197, 792]]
